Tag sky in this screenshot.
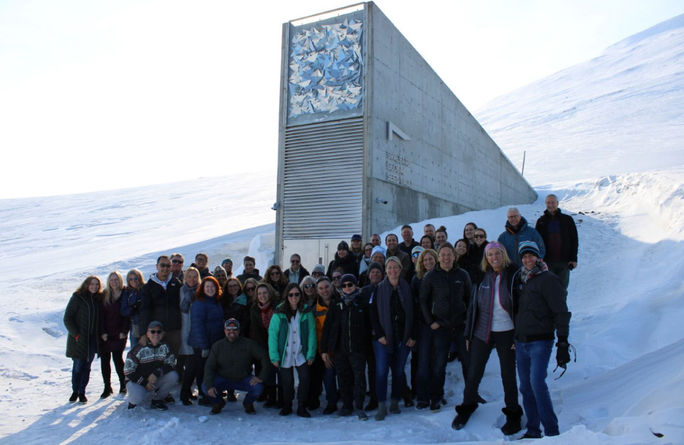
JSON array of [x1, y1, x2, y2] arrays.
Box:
[[1, 0, 682, 199]]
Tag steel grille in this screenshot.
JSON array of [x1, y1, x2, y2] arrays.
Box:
[[283, 117, 364, 238]]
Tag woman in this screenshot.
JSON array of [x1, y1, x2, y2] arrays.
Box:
[[98, 271, 129, 398], [263, 265, 288, 298], [268, 283, 317, 418], [300, 275, 318, 308], [179, 267, 200, 404], [249, 282, 278, 407], [468, 228, 488, 285], [455, 238, 479, 285], [222, 277, 250, 335], [452, 242, 522, 435], [64, 275, 102, 403], [120, 269, 145, 345], [434, 226, 448, 250], [187, 276, 225, 405], [213, 266, 228, 290], [419, 235, 434, 250], [513, 241, 570, 439], [242, 278, 259, 305], [462, 222, 478, 249], [369, 257, 415, 421], [357, 242, 375, 276]]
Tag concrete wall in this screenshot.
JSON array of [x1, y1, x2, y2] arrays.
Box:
[[364, 3, 536, 235]]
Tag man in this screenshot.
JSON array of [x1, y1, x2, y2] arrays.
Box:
[[221, 258, 234, 278], [237, 256, 262, 284], [140, 256, 182, 355], [284, 253, 309, 284], [311, 264, 326, 281], [320, 274, 372, 420], [202, 318, 270, 415], [399, 225, 419, 255], [418, 242, 472, 411], [326, 241, 358, 278], [124, 321, 179, 411], [498, 207, 545, 267], [358, 262, 383, 410], [170, 253, 185, 283], [385, 234, 413, 280], [191, 253, 211, 278], [370, 233, 382, 247], [423, 224, 436, 240], [350, 234, 365, 272], [535, 194, 578, 290], [308, 277, 339, 414]]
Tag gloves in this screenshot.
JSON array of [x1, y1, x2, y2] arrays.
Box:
[[201, 349, 209, 359], [556, 341, 570, 368]]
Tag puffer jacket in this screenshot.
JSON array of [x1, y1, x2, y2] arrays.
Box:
[[320, 291, 371, 354], [419, 264, 472, 328], [139, 274, 182, 332], [497, 217, 546, 266], [513, 268, 570, 342], [465, 264, 518, 342], [268, 303, 317, 364], [188, 296, 224, 350], [64, 292, 100, 359]]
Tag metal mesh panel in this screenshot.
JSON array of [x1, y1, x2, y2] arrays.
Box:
[[283, 117, 364, 239]]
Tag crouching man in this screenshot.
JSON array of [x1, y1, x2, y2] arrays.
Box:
[[124, 321, 179, 410], [202, 318, 271, 415]]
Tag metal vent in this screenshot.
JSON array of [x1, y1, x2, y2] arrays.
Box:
[[283, 117, 364, 239]]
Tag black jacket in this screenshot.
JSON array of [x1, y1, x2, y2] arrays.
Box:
[[370, 278, 415, 344], [139, 276, 182, 332], [465, 264, 518, 342], [535, 209, 578, 263], [320, 292, 372, 355], [513, 270, 571, 342], [284, 266, 310, 284], [326, 251, 358, 278], [419, 264, 472, 328], [64, 292, 100, 359]]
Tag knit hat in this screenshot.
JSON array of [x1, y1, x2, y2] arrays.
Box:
[[367, 262, 384, 275], [518, 240, 541, 257], [337, 240, 349, 251], [224, 318, 240, 330], [340, 274, 357, 286], [484, 241, 505, 254], [370, 246, 386, 258], [312, 264, 325, 274], [351, 234, 362, 241], [221, 258, 233, 267], [147, 320, 164, 331]]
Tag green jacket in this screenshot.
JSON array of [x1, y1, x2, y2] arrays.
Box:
[[203, 336, 270, 389], [268, 303, 316, 364]]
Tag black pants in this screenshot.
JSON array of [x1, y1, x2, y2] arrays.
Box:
[[100, 349, 125, 388], [463, 330, 519, 409], [335, 350, 367, 409], [365, 347, 377, 401], [279, 363, 310, 409], [182, 348, 207, 397]]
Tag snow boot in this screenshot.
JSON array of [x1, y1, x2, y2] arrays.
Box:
[[375, 402, 387, 421], [389, 399, 401, 414], [78, 393, 87, 404], [451, 403, 477, 430], [69, 392, 78, 403], [100, 385, 113, 399], [501, 406, 523, 435], [364, 395, 378, 411]]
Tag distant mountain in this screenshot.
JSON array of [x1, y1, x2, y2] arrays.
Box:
[[476, 14, 684, 185]]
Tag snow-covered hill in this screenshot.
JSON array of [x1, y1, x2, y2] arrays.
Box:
[[476, 14, 684, 185]]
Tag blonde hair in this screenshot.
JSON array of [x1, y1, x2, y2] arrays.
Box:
[[104, 271, 124, 304], [481, 243, 512, 272], [416, 249, 438, 279]]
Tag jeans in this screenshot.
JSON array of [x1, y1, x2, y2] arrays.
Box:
[[71, 335, 96, 394], [373, 340, 410, 402], [202, 375, 264, 405], [516, 340, 559, 436], [416, 324, 469, 403], [309, 354, 338, 406], [547, 262, 570, 290]]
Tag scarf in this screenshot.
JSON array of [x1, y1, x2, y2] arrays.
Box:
[[519, 259, 549, 284], [259, 301, 273, 328]]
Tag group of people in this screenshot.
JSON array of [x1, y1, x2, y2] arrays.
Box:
[[63, 194, 578, 438]]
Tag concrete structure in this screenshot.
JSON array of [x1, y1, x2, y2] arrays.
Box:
[[275, 2, 536, 269]]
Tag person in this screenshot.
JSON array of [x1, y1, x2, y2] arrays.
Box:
[[331, 269, 344, 294], [191, 253, 211, 279], [468, 228, 488, 285], [203, 318, 271, 415], [64, 275, 102, 403], [327, 241, 358, 278], [423, 224, 436, 240], [462, 222, 478, 250], [237, 256, 262, 283], [535, 194, 579, 290], [186, 276, 225, 406], [98, 271, 129, 398], [369, 257, 415, 421], [284, 253, 310, 284], [350, 234, 365, 272], [263, 264, 288, 298], [452, 242, 522, 434], [434, 226, 448, 250], [419, 234, 434, 250], [514, 241, 571, 438], [455, 238, 479, 285], [249, 283, 278, 407], [124, 321, 179, 411], [268, 283, 317, 417], [358, 262, 383, 411], [358, 246, 386, 287], [399, 225, 419, 255], [242, 277, 259, 305], [417, 242, 472, 411], [213, 266, 228, 289], [222, 277, 250, 336], [221, 258, 234, 278], [357, 242, 375, 276], [370, 233, 382, 247], [498, 207, 545, 267], [307, 277, 339, 414], [384, 233, 413, 281], [140, 255, 182, 356], [179, 267, 200, 405], [120, 269, 145, 346], [170, 253, 185, 283], [300, 275, 318, 308], [311, 264, 326, 281]]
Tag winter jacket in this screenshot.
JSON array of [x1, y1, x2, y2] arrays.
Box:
[[120, 287, 142, 338], [249, 302, 274, 349], [237, 269, 262, 284], [188, 295, 225, 350], [320, 291, 371, 355], [513, 268, 570, 342], [190, 263, 211, 279], [398, 240, 419, 255], [99, 296, 129, 353], [284, 266, 310, 284], [385, 248, 414, 281], [465, 264, 518, 342], [535, 209, 578, 263], [222, 295, 250, 338], [419, 264, 472, 329], [497, 217, 546, 266], [178, 283, 197, 355], [64, 292, 100, 360], [370, 278, 415, 345], [313, 298, 332, 350], [124, 339, 175, 386], [204, 336, 270, 387], [268, 303, 316, 364], [326, 251, 358, 278], [139, 274, 182, 332]]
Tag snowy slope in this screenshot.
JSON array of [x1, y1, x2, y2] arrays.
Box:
[[476, 14, 684, 185]]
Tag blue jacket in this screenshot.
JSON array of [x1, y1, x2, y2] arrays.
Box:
[[188, 296, 224, 350], [497, 217, 546, 266]]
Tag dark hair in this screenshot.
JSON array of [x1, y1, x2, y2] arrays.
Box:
[[385, 233, 398, 242], [194, 276, 223, 302], [401, 224, 412, 231], [475, 227, 487, 238], [420, 234, 434, 248], [436, 226, 448, 236], [264, 264, 288, 292], [244, 256, 256, 264], [438, 241, 454, 253], [195, 252, 208, 261], [463, 222, 478, 240], [75, 275, 103, 297], [156, 255, 170, 264], [223, 277, 242, 298], [281, 283, 305, 320]]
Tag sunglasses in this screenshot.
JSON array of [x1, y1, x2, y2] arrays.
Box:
[[474, 234, 485, 239], [245, 287, 255, 292], [412, 252, 420, 258], [158, 263, 171, 268], [171, 259, 183, 264], [148, 330, 162, 334], [287, 292, 301, 297], [303, 284, 314, 289], [225, 326, 239, 331], [342, 282, 355, 288], [332, 276, 342, 280]]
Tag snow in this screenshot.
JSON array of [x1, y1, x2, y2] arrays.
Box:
[[1, 13, 683, 445]]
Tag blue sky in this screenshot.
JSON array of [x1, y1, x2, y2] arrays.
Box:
[[1, 0, 682, 198]]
